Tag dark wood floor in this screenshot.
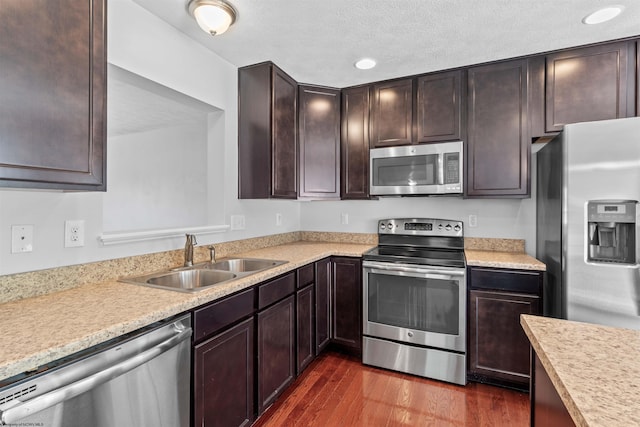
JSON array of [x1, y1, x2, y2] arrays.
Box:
[[254, 351, 530, 427]]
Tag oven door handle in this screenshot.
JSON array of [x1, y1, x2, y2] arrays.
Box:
[[363, 261, 465, 279]]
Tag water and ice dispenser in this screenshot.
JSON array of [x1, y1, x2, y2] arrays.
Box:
[[587, 200, 637, 264]]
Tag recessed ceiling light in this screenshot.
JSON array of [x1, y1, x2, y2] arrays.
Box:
[[582, 6, 624, 25], [355, 58, 376, 70]]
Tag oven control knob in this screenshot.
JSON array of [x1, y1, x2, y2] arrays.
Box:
[[454, 224, 461, 231], [380, 223, 387, 230], [438, 224, 443, 230], [407, 331, 414, 338], [445, 224, 452, 231]]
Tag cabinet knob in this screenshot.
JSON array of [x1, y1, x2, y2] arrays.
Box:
[[407, 331, 414, 338]]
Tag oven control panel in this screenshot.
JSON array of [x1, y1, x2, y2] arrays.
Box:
[[377, 218, 463, 237]]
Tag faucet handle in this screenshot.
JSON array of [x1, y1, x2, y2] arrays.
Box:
[[208, 245, 216, 262]]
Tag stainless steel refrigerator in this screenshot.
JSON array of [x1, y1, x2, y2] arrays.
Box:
[[537, 117, 640, 330]]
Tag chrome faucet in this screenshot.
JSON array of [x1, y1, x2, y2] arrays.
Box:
[[184, 234, 197, 267], [208, 245, 216, 263]]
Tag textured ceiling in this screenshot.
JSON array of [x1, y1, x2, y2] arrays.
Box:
[[131, 0, 640, 88]]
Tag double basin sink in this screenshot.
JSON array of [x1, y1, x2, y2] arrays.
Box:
[[121, 258, 287, 293]]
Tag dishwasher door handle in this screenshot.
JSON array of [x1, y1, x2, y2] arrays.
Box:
[[0, 327, 192, 425]]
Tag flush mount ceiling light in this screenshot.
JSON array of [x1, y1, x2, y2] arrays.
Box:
[[188, 0, 237, 36], [582, 6, 624, 25], [355, 58, 376, 70]]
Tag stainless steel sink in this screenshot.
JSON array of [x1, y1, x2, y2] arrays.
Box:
[[121, 257, 287, 293], [203, 258, 287, 273]]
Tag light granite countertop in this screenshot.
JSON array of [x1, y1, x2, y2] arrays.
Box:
[[521, 315, 640, 427], [465, 249, 546, 271], [0, 238, 545, 384], [0, 241, 373, 382]]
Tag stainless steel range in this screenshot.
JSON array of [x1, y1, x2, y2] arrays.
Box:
[[362, 218, 466, 385]]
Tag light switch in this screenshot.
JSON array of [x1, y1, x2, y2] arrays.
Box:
[[230, 215, 246, 230]]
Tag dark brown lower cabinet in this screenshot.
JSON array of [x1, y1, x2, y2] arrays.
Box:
[[315, 258, 332, 353], [468, 266, 543, 390], [296, 283, 315, 374], [194, 318, 255, 427], [257, 295, 296, 414], [331, 257, 362, 354], [531, 352, 575, 426], [192, 259, 364, 424]]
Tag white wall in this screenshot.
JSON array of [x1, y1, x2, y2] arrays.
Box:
[[0, 0, 540, 276], [0, 0, 299, 276], [301, 145, 543, 256]]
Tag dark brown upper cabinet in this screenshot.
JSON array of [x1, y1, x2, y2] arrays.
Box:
[[238, 62, 298, 199], [370, 79, 414, 147], [0, 0, 106, 190], [543, 42, 635, 134], [466, 59, 530, 198], [298, 85, 341, 200], [341, 86, 370, 199], [416, 70, 464, 143]]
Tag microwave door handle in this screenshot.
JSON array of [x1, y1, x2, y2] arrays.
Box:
[[437, 153, 444, 185]]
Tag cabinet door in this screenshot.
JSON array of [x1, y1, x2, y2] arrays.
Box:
[[0, 0, 106, 190], [238, 63, 272, 199], [532, 352, 576, 427], [271, 66, 298, 198], [467, 59, 529, 197], [298, 85, 340, 199], [468, 289, 539, 388], [257, 295, 295, 414], [315, 258, 332, 353], [370, 79, 414, 147], [194, 318, 255, 427], [341, 86, 370, 199], [546, 42, 634, 133], [296, 283, 315, 374], [416, 70, 464, 143], [331, 257, 362, 353]]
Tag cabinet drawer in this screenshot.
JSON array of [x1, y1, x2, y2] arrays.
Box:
[[259, 272, 296, 309], [469, 267, 542, 294], [194, 288, 256, 341], [297, 264, 314, 289]]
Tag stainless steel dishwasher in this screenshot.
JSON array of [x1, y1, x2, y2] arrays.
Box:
[[0, 314, 192, 427]]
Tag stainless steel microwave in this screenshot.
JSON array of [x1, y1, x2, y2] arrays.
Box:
[[370, 141, 463, 196]]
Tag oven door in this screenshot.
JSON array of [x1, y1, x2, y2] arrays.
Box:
[[363, 260, 466, 353]]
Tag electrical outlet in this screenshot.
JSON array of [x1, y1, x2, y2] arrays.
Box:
[[11, 225, 34, 253], [469, 215, 478, 228], [276, 213, 283, 226], [341, 213, 349, 225], [65, 220, 85, 247]]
